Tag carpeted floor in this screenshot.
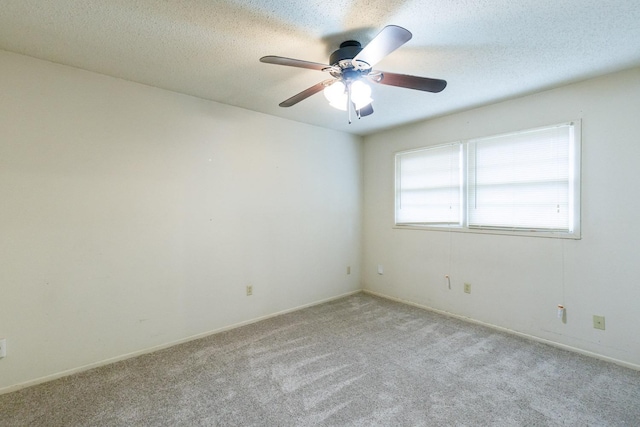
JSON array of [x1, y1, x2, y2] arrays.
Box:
[[1, 293, 639, 426]]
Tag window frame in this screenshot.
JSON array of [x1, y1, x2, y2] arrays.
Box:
[[394, 121, 581, 239]]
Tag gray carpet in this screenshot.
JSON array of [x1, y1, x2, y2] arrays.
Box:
[[1, 293, 639, 426]]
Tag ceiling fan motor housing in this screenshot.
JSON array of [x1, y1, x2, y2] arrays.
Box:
[[330, 41, 363, 66]]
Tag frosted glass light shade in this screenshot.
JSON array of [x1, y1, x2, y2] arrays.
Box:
[[323, 80, 373, 111], [350, 80, 373, 110], [324, 81, 347, 110]]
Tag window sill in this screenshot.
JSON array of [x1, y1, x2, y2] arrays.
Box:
[[393, 224, 581, 240]]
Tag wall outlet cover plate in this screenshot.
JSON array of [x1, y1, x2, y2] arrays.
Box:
[[593, 315, 605, 330]]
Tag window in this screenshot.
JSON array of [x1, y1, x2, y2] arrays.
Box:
[[396, 143, 462, 225], [395, 122, 581, 238]]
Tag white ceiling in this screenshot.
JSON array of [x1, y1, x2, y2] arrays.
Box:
[[1, 0, 639, 135]]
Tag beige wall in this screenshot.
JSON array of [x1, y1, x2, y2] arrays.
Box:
[[0, 51, 363, 392], [362, 67, 640, 368]]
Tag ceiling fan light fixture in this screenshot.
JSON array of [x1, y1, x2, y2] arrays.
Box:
[[323, 80, 347, 110], [350, 80, 373, 110], [323, 79, 373, 111]]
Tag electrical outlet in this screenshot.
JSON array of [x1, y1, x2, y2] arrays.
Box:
[[377, 265, 384, 275], [246, 285, 253, 296], [347, 266, 351, 275], [0, 338, 6, 358], [464, 283, 471, 294], [593, 315, 605, 330]]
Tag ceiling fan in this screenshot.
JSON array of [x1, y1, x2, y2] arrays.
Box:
[[260, 25, 447, 123]]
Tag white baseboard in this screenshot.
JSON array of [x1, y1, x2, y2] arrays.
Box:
[[363, 289, 640, 372], [0, 289, 361, 396]]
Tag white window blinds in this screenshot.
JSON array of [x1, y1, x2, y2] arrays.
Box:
[[396, 143, 462, 225], [394, 121, 580, 238], [467, 124, 575, 231]]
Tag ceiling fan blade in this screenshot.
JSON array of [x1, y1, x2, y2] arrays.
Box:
[[352, 25, 412, 69], [374, 71, 447, 93], [260, 55, 329, 71], [356, 103, 374, 117], [279, 81, 327, 107]]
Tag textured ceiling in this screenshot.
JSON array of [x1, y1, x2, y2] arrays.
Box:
[[1, 0, 639, 135]]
